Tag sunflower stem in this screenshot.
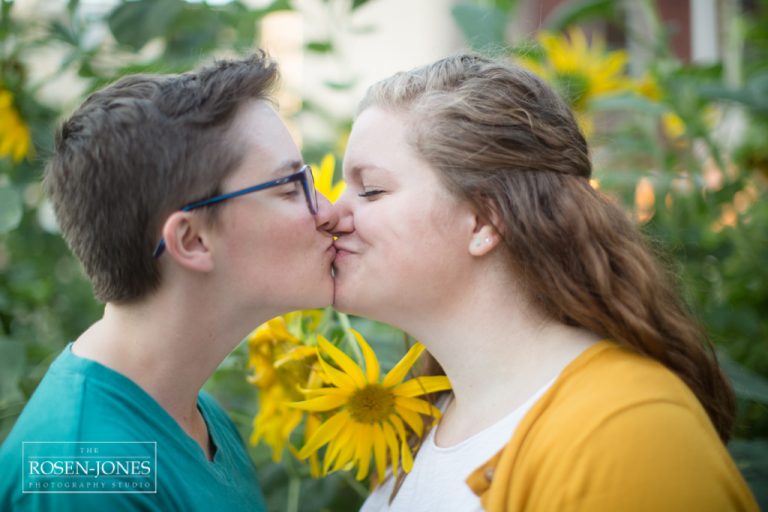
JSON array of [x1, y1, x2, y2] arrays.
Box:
[[340, 470, 370, 499], [336, 311, 364, 367], [286, 475, 300, 512]]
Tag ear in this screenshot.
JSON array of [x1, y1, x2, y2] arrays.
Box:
[[468, 213, 501, 257], [161, 211, 215, 273]]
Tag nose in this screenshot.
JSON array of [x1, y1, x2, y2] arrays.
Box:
[[329, 189, 354, 237], [314, 192, 340, 234]]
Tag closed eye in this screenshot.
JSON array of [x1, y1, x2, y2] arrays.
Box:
[[279, 181, 301, 196], [358, 189, 384, 198]]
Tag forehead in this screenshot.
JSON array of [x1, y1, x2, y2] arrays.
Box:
[[346, 107, 407, 155], [227, 100, 302, 185], [344, 107, 422, 177]]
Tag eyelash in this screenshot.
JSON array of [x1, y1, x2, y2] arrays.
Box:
[[283, 184, 301, 196], [358, 189, 384, 198]]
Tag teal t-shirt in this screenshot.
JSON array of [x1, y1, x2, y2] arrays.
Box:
[[0, 344, 266, 511]]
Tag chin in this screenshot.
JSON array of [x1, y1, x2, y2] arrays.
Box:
[[309, 277, 335, 309], [332, 281, 373, 318]]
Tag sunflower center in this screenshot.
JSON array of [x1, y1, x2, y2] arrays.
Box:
[[347, 384, 395, 424]]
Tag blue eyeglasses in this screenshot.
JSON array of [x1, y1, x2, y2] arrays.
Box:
[[153, 164, 318, 258]]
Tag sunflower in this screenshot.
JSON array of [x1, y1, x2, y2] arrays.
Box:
[[519, 28, 635, 134], [0, 88, 31, 162], [522, 27, 634, 110], [292, 330, 452, 480], [247, 314, 323, 474], [311, 153, 346, 203]]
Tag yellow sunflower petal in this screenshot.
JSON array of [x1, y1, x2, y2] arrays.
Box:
[[323, 423, 353, 475], [280, 408, 303, 438], [297, 386, 351, 398], [332, 430, 358, 473], [382, 343, 425, 388], [330, 181, 347, 203], [355, 424, 374, 480], [317, 350, 358, 390], [401, 439, 414, 473], [389, 414, 407, 443], [382, 421, 400, 477], [319, 336, 367, 388], [291, 394, 348, 412], [395, 396, 442, 418], [318, 153, 335, 193], [372, 423, 388, 480], [568, 27, 589, 61], [350, 329, 380, 383], [394, 376, 452, 397], [394, 405, 424, 437], [304, 414, 322, 478], [274, 345, 317, 368], [298, 410, 350, 458]]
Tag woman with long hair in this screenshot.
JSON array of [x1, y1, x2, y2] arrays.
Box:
[[332, 54, 758, 511]]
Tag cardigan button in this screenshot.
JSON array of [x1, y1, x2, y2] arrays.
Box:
[[484, 468, 494, 482]]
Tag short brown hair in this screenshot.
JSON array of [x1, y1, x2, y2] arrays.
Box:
[[45, 52, 279, 303]]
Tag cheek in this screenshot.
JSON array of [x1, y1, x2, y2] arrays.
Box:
[[226, 207, 315, 277], [259, 213, 318, 263], [356, 197, 464, 282]]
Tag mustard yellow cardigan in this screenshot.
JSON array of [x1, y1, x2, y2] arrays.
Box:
[[466, 340, 759, 511]]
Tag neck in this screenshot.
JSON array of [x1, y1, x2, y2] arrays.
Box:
[[394, 267, 600, 443], [71, 286, 268, 444]]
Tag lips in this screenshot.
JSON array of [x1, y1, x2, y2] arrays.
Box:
[[332, 242, 356, 262]]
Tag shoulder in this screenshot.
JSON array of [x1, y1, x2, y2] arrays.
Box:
[[522, 341, 721, 461], [542, 341, 709, 428], [485, 342, 758, 511]]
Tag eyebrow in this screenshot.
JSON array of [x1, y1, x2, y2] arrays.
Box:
[[272, 160, 303, 177], [347, 163, 390, 180]]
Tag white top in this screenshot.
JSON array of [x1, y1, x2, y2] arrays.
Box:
[[360, 380, 554, 512]]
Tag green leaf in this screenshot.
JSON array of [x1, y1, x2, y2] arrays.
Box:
[[719, 351, 768, 405], [728, 439, 768, 510], [323, 79, 355, 90], [351, 0, 371, 10], [589, 94, 668, 115], [697, 72, 768, 115], [494, 0, 519, 13], [107, 0, 183, 50], [259, 0, 293, 14], [306, 40, 334, 53], [544, 0, 618, 32], [451, 4, 508, 52], [0, 186, 22, 234], [48, 20, 79, 47], [0, 340, 25, 408], [163, 6, 223, 59]]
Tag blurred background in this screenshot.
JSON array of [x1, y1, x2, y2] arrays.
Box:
[[1, 0, 767, 510]]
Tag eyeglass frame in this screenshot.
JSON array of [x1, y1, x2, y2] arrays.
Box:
[[152, 164, 318, 258]]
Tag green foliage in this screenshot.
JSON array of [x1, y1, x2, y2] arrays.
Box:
[[0, 186, 22, 234], [544, 0, 619, 31], [451, 3, 509, 52], [2, 0, 768, 507]]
